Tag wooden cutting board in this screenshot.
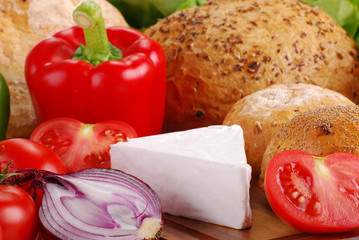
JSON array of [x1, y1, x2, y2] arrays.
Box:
[[159, 178, 359, 240]]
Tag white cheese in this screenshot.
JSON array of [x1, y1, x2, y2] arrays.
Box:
[[110, 125, 252, 229]]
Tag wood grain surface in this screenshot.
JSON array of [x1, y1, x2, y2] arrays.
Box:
[[159, 178, 359, 240]]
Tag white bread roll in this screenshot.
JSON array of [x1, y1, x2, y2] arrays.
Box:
[[0, 0, 128, 138], [223, 84, 355, 176], [145, 0, 359, 133]]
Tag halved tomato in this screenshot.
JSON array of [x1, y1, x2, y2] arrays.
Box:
[[264, 149, 359, 234], [30, 117, 137, 173]]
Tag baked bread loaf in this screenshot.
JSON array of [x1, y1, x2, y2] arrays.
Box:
[[0, 0, 128, 138], [144, 0, 359, 133], [223, 84, 355, 176], [260, 105, 359, 188]]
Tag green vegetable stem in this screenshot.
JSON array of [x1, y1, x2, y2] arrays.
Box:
[[72, 0, 122, 65], [0, 73, 10, 141]]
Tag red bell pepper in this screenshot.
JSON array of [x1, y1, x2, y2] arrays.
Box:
[[25, 1, 166, 137]]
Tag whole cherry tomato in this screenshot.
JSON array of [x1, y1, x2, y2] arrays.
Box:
[[30, 117, 137, 173], [0, 138, 66, 173], [0, 185, 39, 240], [265, 149, 359, 234], [0, 138, 66, 207]]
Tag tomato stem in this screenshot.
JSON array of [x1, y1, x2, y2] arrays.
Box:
[[72, 1, 122, 65], [0, 161, 21, 184]]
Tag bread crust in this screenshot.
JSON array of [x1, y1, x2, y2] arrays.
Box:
[[223, 84, 355, 176], [145, 0, 359, 133], [260, 105, 359, 188], [0, 0, 128, 138]]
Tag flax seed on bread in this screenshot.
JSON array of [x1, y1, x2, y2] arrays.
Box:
[[145, 0, 359, 133]]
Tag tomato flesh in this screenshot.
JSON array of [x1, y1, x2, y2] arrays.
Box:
[[265, 150, 359, 234], [278, 162, 317, 216], [30, 117, 137, 173]]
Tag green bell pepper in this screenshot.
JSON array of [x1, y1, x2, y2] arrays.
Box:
[[0, 73, 10, 140]]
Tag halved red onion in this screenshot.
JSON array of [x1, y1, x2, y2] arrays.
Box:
[[38, 168, 162, 240]]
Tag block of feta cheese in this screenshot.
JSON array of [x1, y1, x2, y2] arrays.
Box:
[[110, 125, 252, 229]]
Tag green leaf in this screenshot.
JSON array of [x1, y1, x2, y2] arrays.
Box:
[[176, 0, 207, 11], [107, 0, 207, 30]]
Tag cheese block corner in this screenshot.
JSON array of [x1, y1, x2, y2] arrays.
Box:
[[110, 125, 252, 229]]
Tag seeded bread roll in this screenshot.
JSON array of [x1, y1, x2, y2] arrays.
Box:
[[0, 0, 128, 138], [259, 105, 359, 188], [223, 84, 355, 176], [145, 0, 359, 133]]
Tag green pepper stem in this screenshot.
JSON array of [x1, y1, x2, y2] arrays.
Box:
[[72, 1, 122, 65]]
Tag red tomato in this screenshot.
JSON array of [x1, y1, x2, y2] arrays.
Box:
[[0, 138, 66, 208], [30, 117, 137, 173], [0, 226, 3, 240], [265, 149, 359, 234], [0, 138, 66, 173], [0, 185, 39, 240]]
